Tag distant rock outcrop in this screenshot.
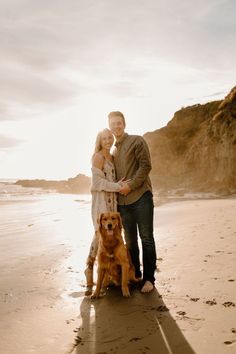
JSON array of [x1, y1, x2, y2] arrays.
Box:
[[15, 174, 91, 194], [144, 86, 236, 195]]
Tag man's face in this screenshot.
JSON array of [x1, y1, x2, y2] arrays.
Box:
[[108, 116, 125, 139]]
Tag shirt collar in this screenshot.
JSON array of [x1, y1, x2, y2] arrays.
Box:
[[115, 133, 128, 147]]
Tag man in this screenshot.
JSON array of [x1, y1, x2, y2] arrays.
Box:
[[108, 111, 157, 293]]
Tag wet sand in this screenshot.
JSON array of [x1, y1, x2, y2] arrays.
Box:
[[0, 194, 236, 353]]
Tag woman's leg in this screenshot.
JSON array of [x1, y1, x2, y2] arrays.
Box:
[[84, 231, 99, 295]]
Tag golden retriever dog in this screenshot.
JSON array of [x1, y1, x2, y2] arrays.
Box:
[[91, 212, 138, 299]]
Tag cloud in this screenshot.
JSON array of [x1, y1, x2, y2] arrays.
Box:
[[203, 91, 226, 98], [1, 64, 77, 100], [0, 59, 84, 121], [0, 0, 235, 122], [0, 134, 23, 149], [1, 0, 235, 70]]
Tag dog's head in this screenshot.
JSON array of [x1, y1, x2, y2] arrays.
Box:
[[98, 212, 122, 235]]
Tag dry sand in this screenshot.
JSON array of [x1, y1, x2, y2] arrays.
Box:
[[0, 194, 236, 354]]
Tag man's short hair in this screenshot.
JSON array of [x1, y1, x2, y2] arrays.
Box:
[[108, 111, 126, 125]]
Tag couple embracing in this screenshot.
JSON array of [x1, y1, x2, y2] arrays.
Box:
[[84, 111, 157, 295]]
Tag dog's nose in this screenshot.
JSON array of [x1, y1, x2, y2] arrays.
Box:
[[107, 223, 113, 230]]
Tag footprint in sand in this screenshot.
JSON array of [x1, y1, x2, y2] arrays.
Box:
[[205, 299, 217, 306], [224, 340, 236, 345], [222, 301, 235, 307], [67, 267, 74, 273], [156, 305, 169, 312], [177, 311, 186, 316], [190, 297, 200, 302], [129, 337, 142, 342]]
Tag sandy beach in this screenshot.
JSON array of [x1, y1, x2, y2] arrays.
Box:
[[0, 193, 236, 354]]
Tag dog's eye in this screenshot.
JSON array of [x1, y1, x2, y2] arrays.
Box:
[[111, 217, 116, 220], [103, 217, 107, 221]]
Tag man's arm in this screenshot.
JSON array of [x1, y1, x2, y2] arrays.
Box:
[[128, 137, 152, 191]]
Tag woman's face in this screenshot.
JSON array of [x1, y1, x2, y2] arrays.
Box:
[[100, 131, 114, 150]]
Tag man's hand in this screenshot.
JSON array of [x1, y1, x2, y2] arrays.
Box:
[[119, 182, 131, 196]]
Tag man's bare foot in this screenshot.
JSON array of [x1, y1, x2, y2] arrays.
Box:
[[141, 281, 154, 293]]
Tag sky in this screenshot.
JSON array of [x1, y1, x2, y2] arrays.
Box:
[[0, 0, 235, 179]]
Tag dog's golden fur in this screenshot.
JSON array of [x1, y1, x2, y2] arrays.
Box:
[[91, 212, 138, 298]]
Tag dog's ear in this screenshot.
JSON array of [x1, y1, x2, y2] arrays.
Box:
[[98, 213, 103, 229], [117, 212, 123, 229]]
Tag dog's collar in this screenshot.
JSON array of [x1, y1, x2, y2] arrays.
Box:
[[105, 252, 114, 258]]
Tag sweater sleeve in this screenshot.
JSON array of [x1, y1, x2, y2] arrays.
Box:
[[91, 167, 121, 192], [128, 137, 152, 191]]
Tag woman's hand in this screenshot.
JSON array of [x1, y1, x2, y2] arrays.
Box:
[[118, 178, 132, 195], [118, 178, 131, 186]]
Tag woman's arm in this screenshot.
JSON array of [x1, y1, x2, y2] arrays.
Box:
[[92, 153, 104, 171], [91, 153, 121, 192]]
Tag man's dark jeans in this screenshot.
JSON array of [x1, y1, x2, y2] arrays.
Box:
[[118, 191, 157, 284]]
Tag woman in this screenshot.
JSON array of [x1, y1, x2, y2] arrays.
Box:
[[84, 128, 124, 295]]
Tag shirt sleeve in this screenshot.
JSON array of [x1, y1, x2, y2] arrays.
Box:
[[128, 137, 152, 190], [91, 167, 121, 192]]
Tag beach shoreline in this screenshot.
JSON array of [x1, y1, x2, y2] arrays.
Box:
[[0, 195, 236, 353]]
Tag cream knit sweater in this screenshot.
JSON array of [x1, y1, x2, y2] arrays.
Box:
[[90, 166, 120, 230]]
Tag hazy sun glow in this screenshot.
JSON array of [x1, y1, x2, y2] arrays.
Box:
[[0, 1, 235, 179]]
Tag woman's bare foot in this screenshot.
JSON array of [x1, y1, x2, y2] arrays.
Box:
[[85, 286, 93, 296], [141, 281, 154, 293]]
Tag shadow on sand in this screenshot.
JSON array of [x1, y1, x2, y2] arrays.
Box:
[[68, 286, 196, 354]]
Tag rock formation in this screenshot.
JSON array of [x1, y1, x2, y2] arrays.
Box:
[[15, 174, 91, 194], [144, 86, 236, 195]]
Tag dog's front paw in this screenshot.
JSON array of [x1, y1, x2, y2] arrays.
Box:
[[122, 288, 130, 297], [91, 291, 100, 299]]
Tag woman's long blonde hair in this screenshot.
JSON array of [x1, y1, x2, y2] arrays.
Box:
[[91, 128, 114, 162]]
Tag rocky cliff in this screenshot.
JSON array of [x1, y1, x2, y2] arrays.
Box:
[[144, 86, 236, 195]]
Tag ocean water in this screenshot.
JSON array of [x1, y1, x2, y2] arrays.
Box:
[[0, 179, 92, 255], [0, 179, 54, 201]]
